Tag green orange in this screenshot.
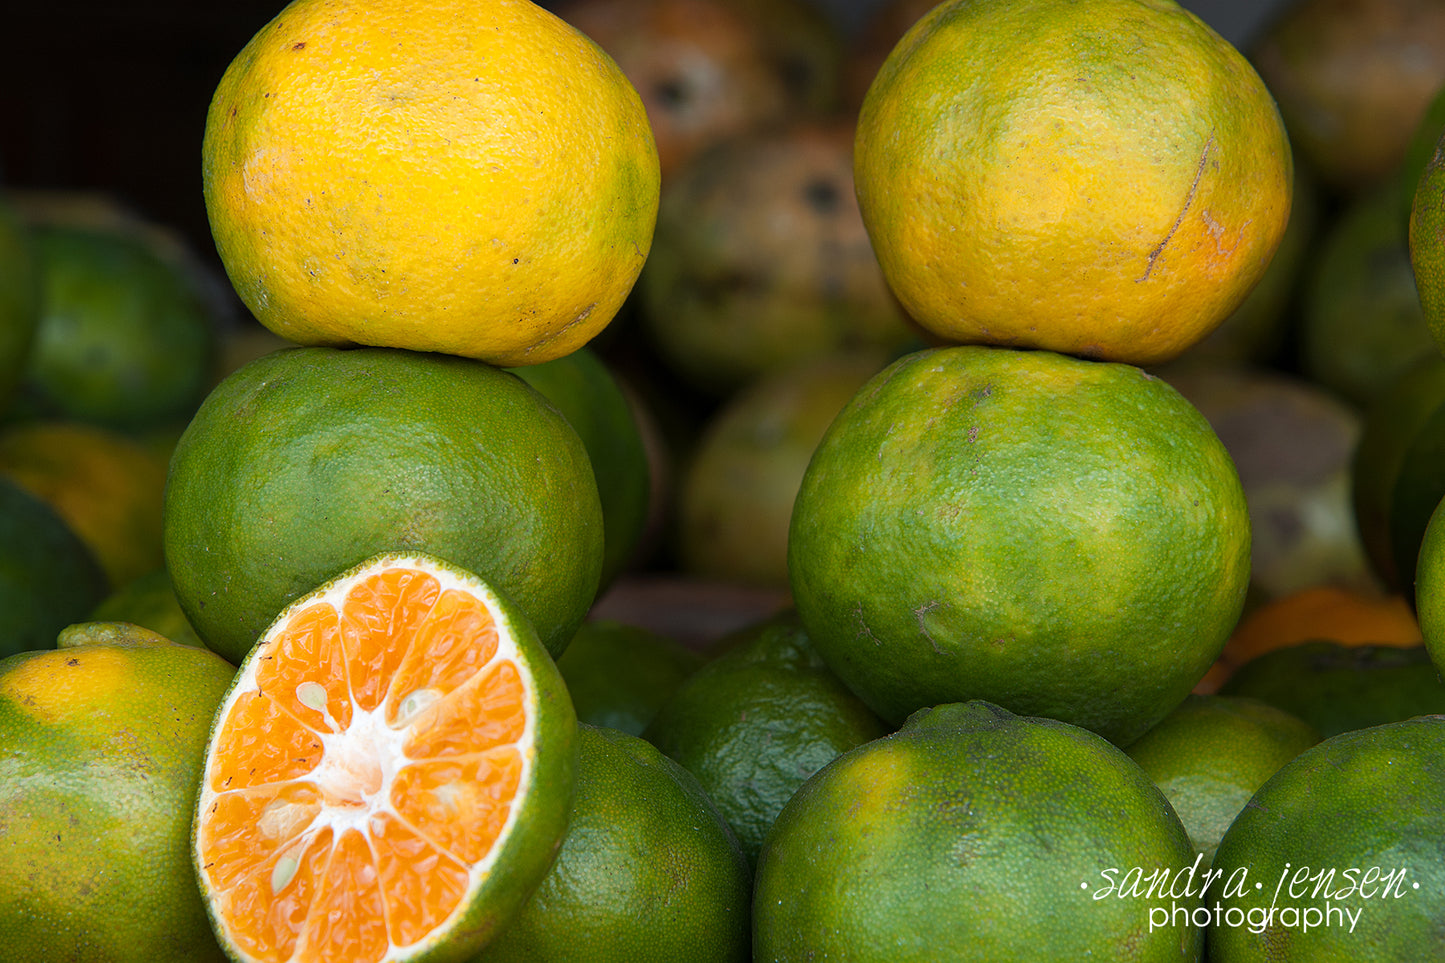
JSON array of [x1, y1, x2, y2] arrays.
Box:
[[479, 724, 750, 962], [644, 611, 887, 867], [0, 624, 236, 962], [753, 701, 1199, 960], [1411, 119, 1445, 355], [787, 346, 1250, 744], [163, 346, 603, 665], [1209, 717, 1445, 960]]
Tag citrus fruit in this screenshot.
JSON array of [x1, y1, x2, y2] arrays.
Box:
[[163, 346, 603, 665], [1219, 641, 1445, 737], [19, 222, 217, 431], [203, 0, 658, 366], [0, 419, 168, 588], [1199, 584, 1421, 692], [0, 476, 107, 657], [1160, 364, 1374, 604], [1208, 716, 1445, 960], [554, 619, 703, 736], [1124, 694, 1319, 866], [1382, 394, 1445, 603], [0, 623, 236, 962], [787, 345, 1251, 745], [0, 194, 39, 416], [1251, 0, 1445, 193], [753, 701, 1200, 960], [477, 723, 749, 961], [643, 610, 887, 867], [557, 0, 818, 177], [1404, 495, 1445, 675], [510, 348, 650, 589], [639, 120, 916, 394], [193, 551, 577, 963], [677, 351, 886, 588], [853, 0, 1292, 366], [1300, 184, 1434, 407], [90, 569, 204, 649], [1397, 81, 1445, 220], [1410, 118, 1445, 350]]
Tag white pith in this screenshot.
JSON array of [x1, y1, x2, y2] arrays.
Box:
[[196, 554, 540, 963]]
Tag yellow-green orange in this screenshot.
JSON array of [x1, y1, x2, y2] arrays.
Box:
[[555, 619, 703, 736], [788, 346, 1250, 744], [163, 346, 603, 665], [203, 0, 658, 365], [1124, 694, 1319, 867], [478, 723, 750, 962], [1209, 717, 1445, 960], [0, 477, 107, 657], [1410, 123, 1445, 354], [644, 611, 886, 867], [1220, 642, 1445, 737], [0, 420, 168, 588], [0, 625, 235, 962], [854, 0, 1291, 365], [754, 701, 1199, 960], [1417, 493, 1445, 674], [511, 348, 650, 588], [22, 224, 216, 431], [677, 352, 886, 588]]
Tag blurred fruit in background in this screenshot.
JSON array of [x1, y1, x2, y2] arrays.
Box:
[[0, 420, 167, 589], [512, 348, 652, 589], [1251, 0, 1445, 195], [1124, 694, 1319, 867], [0, 195, 38, 419], [555, 619, 704, 735], [89, 568, 204, 649], [641, 120, 915, 395], [841, 0, 935, 110], [1298, 185, 1433, 407], [1219, 641, 1445, 737], [677, 351, 885, 587], [1159, 364, 1375, 605], [557, 0, 841, 177], [0, 476, 106, 657]]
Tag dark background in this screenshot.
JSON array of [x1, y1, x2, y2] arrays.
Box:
[[0, 0, 1289, 280]]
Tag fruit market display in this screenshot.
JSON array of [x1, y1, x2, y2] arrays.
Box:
[[9, 0, 1445, 959]]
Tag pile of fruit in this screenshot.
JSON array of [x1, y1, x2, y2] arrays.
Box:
[[5, 0, 1445, 959]]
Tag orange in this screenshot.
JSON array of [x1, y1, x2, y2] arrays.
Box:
[[1409, 495, 1445, 676], [639, 120, 916, 394], [643, 610, 887, 868], [203, 0, 659, 366], [787, 346, 1250, 745], [162, 346, 604, 665], [0, 623, 236, 961], [1252, 0, 1445, 193], [1209, 717, 1445, 960], [676, 351, 887, 588], [1198, 584, 1421, 692], [753, 701, 1200, 960], [853, 0, 1291, 366], [193, 552, 577, 963], [477, 724, 750, 961], [1124, 694, 1319, 866], [0, 419, 169, 588], [0, 476, 107, 657], [1410, 115, 1445, 353]]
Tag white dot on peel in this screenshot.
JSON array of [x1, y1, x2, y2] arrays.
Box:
[[1256, 883, 1263, 889], [1415, 883, 1421, 890], [1080, 882, 1088, 889]]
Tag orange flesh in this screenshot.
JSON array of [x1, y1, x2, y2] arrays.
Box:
[[196, 568, 529, 963]]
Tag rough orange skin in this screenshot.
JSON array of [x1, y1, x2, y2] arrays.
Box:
[[854, 0, 1291, 366], [203, 0, 659, 366]]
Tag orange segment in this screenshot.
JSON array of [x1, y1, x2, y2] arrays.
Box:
[[299, 828, 389, 963], [369, 812, 472, 948], [216, 825, 334, 963], [405, 659, 527, 760], [385, 588, 499, 727], [209, 690, 324, 792], [341, 567, 442, 712], [256, 602, 353, 734], [198, 784, 324, 891], [390, 748, 523, 863]]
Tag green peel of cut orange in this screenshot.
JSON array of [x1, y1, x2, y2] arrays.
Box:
[[193, 552, 577, 963]]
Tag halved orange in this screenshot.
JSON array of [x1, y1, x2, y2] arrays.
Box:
[[193, 552, 577, 963]]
